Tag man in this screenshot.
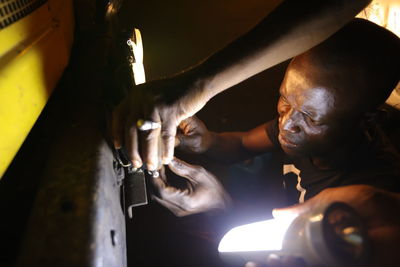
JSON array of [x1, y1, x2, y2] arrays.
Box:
[[149, 19, 400, 267], [111, 0, 400, 265], [152, 18, 400, 212], [111, 0, 373, 170]]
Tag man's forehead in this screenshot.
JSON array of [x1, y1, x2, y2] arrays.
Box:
[[282, 69, 337, 119], [302, 87, 335, 114]]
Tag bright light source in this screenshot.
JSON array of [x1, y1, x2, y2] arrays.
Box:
[[218, 203, 368, 266], [357, 0, 400, 37], [387, 5, 400, 36], [218, 216, 296, 252]]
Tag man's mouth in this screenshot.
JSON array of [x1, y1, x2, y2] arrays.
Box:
[[278, 133, 298, 148]]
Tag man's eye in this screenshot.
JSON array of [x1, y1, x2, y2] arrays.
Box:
[[302, 113, 315, 124], [306, 115, 321, 125]]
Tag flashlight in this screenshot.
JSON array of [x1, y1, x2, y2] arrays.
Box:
[[218, 202, 368, 267]]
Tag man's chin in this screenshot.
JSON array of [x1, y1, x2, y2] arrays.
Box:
[[278, 134, 305, 156], [281, 145, 304, 157]]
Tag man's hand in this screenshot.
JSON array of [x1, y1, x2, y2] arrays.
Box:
[[270, 185, 400, 267], [176, 116, 215, 154], [111, 75, 209, 170], [150, 157, 231, 217]]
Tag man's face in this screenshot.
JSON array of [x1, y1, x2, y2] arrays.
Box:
[[277, 61, 350, 157]]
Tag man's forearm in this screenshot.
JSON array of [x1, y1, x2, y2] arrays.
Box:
[[185, 0, 371, 103], [204, 132, 259, 164]]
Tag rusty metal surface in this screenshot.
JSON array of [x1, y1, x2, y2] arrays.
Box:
[[16, 117, 126, 267]]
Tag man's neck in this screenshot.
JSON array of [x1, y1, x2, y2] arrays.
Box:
[[310, 134, 366, 170]]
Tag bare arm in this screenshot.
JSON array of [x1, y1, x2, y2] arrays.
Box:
[[180, 0, 372, 109], [208, 123, 276, 163]]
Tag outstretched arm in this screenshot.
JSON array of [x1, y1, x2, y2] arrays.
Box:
[[188, 0, 372, 102], [112, 0, 372, 170]]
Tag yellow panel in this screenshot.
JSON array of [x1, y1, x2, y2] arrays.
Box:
[[0, 0, 74, 178]]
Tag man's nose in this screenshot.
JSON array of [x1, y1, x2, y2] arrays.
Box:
[[281, 110, 301, 134]]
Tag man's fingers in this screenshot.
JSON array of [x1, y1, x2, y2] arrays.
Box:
[[150, 171, 167, 191], [174, 136, 181, 147], [272, 200, 316, 220], [161, 123, 177, 164], [272, 205, 304, 220], [168, 157, 199, 182], [176, 132, 196, 149], [178, 116, 195, 133], [125, 124, 142, 168], [142, 127, 161, 171], [151, 195, 188, 217]]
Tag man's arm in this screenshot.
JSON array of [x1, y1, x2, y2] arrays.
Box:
[[177, 117, 276, 163], [188, 0, 372, 102], [112, 0, 372, 170]]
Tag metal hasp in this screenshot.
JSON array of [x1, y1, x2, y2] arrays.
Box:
[[124, 169, 148, 219], [116, 149, 149, 219]]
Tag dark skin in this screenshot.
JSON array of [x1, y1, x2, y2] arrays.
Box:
[[276, 55, 366, 169], [111, 0, 371, 170], [114, 4, 397, 264], [150, 50, 397, 267], [154, 52, 375, 213], [151, 50, 369, 204], [174, 54, 370, 169]]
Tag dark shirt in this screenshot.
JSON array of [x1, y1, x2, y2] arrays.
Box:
[[266, 118, 400, 203]]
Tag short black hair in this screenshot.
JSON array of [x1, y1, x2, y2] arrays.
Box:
[[307, 18, 400, 113]]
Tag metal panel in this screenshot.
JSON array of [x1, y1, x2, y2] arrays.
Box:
[[17, 127, 127, 267], [14, 1, 129, 265], [0, 0, 74, 178]]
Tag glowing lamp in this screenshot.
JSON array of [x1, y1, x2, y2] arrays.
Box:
[[218, 203, 368, 267]]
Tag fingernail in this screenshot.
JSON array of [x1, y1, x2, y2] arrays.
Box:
[[132, 160, 142, 168], [147, 163, 155, 171], [162, 156, 171, 165]]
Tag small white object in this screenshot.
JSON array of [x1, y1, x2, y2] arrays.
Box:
[[136, 120, 161, 131], [147, 170, 160, 178]]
